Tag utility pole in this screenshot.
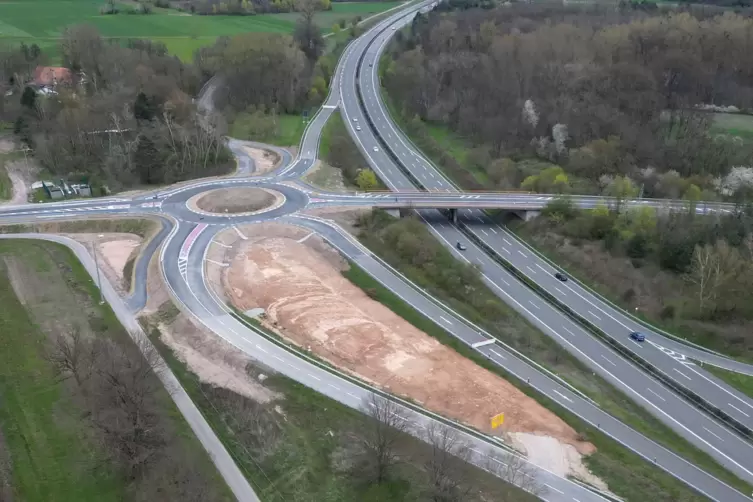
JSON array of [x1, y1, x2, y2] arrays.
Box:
[[91, 235, 105, 305]]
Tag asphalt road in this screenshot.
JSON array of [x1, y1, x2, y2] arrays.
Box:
[[0, 1, 751, 500], [0, 233, 260, 502]]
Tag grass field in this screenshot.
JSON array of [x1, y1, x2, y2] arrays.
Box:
[[710, 112, 753, 141], [0, 240, 231, 501], [0, 0, 402, 61], [229, 112, 308, 147]]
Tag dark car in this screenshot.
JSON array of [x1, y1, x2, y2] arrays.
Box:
[[456, 242, 467, 251], [555, 272, 568, 282], [630, 331, 646, 342]]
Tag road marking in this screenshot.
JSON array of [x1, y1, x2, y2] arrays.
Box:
[[233, 225, 248, 240], [503, 238, 512, 245], [544, 484, 564, 495], [629, 339, 643, 349], [307, 373, 322, 382], [273, 355, 284, 362], [554, 287, 566, 295], [536, 263, 550, 274], [322, 105, 337, 109], [328, 384, 341, 391], [490, 227, 497, 234], [587, 310, 601, 320], [647, 388, 666, 401], [471, 339, 496, 348], [729, 403, 751, 417], [439, 316, 453, 325], [347, 392, 358, 399], [517, 250, 527, 257], [526, 266, 536, 275], [601, 355, 616, 366], [529, 301, 540, 310], [562, 326, 575, 336], [673, 368, 692, 380], [704, 427, 725, 442], [553, 390, 573, 403], [489, 349, 506, 360], [682, 364, 753, 411], [502, 247, 511, 254], [297, 232, 314, 243], [212, 240, 232, 248], [480, 229, 488, 236], [254, 344, 268, 354], [206, 259, 229, 267]]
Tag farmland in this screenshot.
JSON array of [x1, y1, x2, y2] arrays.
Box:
[[0, 0, 402, 60]]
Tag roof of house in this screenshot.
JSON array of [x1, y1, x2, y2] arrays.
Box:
[[33, 66, 73, 87]]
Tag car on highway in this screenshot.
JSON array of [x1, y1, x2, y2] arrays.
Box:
[[356, 126, 361, 131], [353, 118, 357, 122], [373, 146, 379, 152], [456, 241, 467, 251], [630, 331, 646, 342], [555, 272, 568, 282]]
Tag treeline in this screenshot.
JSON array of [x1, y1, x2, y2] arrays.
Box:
[[47, 330, 223, 500], [195, 1, 365, 119], [540, 198, 753, 321], [384, 5, 753, 200], [172, 0, 332, 15], [0, 26, 231, 190]]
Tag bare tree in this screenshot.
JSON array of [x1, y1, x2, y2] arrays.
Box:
[[45, 327, 99, 388], [421, 422, 472, 502], [482, 449, 544, 499], [351, 394, 409, 484]]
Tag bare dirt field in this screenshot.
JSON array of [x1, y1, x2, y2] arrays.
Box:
[[0, 137, 36, 205], [303, 160, 348, 191], [69, 233, 142, 293], [242, 146, 280, 175], [192, 187, 281, 214], [216, 222, 604, 485]]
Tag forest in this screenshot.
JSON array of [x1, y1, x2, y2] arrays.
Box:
[[384, 4, 753, 201], [383, 3, 753, 355], [0, 27, 231, 191]]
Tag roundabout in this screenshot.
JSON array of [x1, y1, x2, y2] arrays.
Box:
[[188, 186, 286, 216]]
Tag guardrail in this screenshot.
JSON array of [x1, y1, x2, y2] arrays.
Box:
[[352, 7, 753, 445], [452, 215, 753, 444]]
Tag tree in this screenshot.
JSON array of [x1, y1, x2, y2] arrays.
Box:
[[685, 239, 750, 315], [422, 422, 472, 502], [46, 328, 100, 388], [605, 175, 639, 211], [482, 449, 544, 498], [356, 169, 379, 191], [293, 0, 326, 61], [683, 183, 701, 215], [134, 134, 162, 184], [134, 92, 158, 123], [351, 395, 409, 484], [20, 85, 36, 109]]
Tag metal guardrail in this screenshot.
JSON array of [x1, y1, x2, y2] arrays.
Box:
[[352, 16, 753, 446]]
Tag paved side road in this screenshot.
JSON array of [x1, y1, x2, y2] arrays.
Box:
[[0, 233, 259, 502]]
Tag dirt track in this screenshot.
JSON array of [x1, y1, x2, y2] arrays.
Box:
[[222, 224, 597, 460]]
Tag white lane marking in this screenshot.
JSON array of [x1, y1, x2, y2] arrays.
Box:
[[273, 355, 284, 362], [206, 259, 229, 267], [601, 355, 617, 366], [587, 310, 601, 320], [517, 250, 527, 257], [536, 263, 551, 274], [233, 225, 248, 240], [526, 266, 536, 275], [554, 287, 566, 295], [471, 339, 496, 348], [553, 390, 573, 402], [297, 233, 315, 243], [704, 427, 725, 442], [529, 301, 540, 310], [212, 240, 232, 248], [629, 339, 643, 349], [683, 364, 753, 411], [729, 403, 751, 417], [489, 349, 506, 360], [562, 326, 575, 337], [647, 388, 666, 401], [328, 384, 341, 391], [440, 316, 453, 325], [673, 368, 692, 380], [255, 344, 268, 354], [502, 247, 511, 255], [347, 392, 358, 399], [480, 229, 488, 236], [307, 373, 322, 382], [503, 238, 512, 245], [490, 227, 497, 234], [544, 484, 564, 495]]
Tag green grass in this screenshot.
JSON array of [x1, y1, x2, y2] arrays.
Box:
[[0, 151, 24, 201], [710, 112, 753, 140], [0, 249, 123, 501], [0, 0, 402, 61], [0, 240, 232, 501], [351, 214, 753, 499], [229, 112, 308, 147], [705, 365, 753, 400], [150, 322, 538, 502]]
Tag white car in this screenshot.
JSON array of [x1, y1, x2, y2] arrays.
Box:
[[356, 126, 361, 131], [373, 146, 379, 152], [353, 117, 358, 122]]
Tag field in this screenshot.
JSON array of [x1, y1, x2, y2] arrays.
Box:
[[0, 0, 402, 61], [0, 240, 230, 501], [710, 112, 753, 141]]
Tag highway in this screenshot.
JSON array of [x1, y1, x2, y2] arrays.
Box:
[[0, 1, 751, 500]]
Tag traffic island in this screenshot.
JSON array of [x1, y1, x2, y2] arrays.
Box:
[[188, 187, 285, 217]]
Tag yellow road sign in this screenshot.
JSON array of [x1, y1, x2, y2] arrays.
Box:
[[491, 413, 505, 429]]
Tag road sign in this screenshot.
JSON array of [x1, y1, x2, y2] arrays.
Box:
[[491, 413, 504, 429]]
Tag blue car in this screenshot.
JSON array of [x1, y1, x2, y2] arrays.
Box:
[[630, 331, 646, 342]]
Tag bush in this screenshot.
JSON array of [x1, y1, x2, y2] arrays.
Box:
[[99, 1, 118, 14]]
